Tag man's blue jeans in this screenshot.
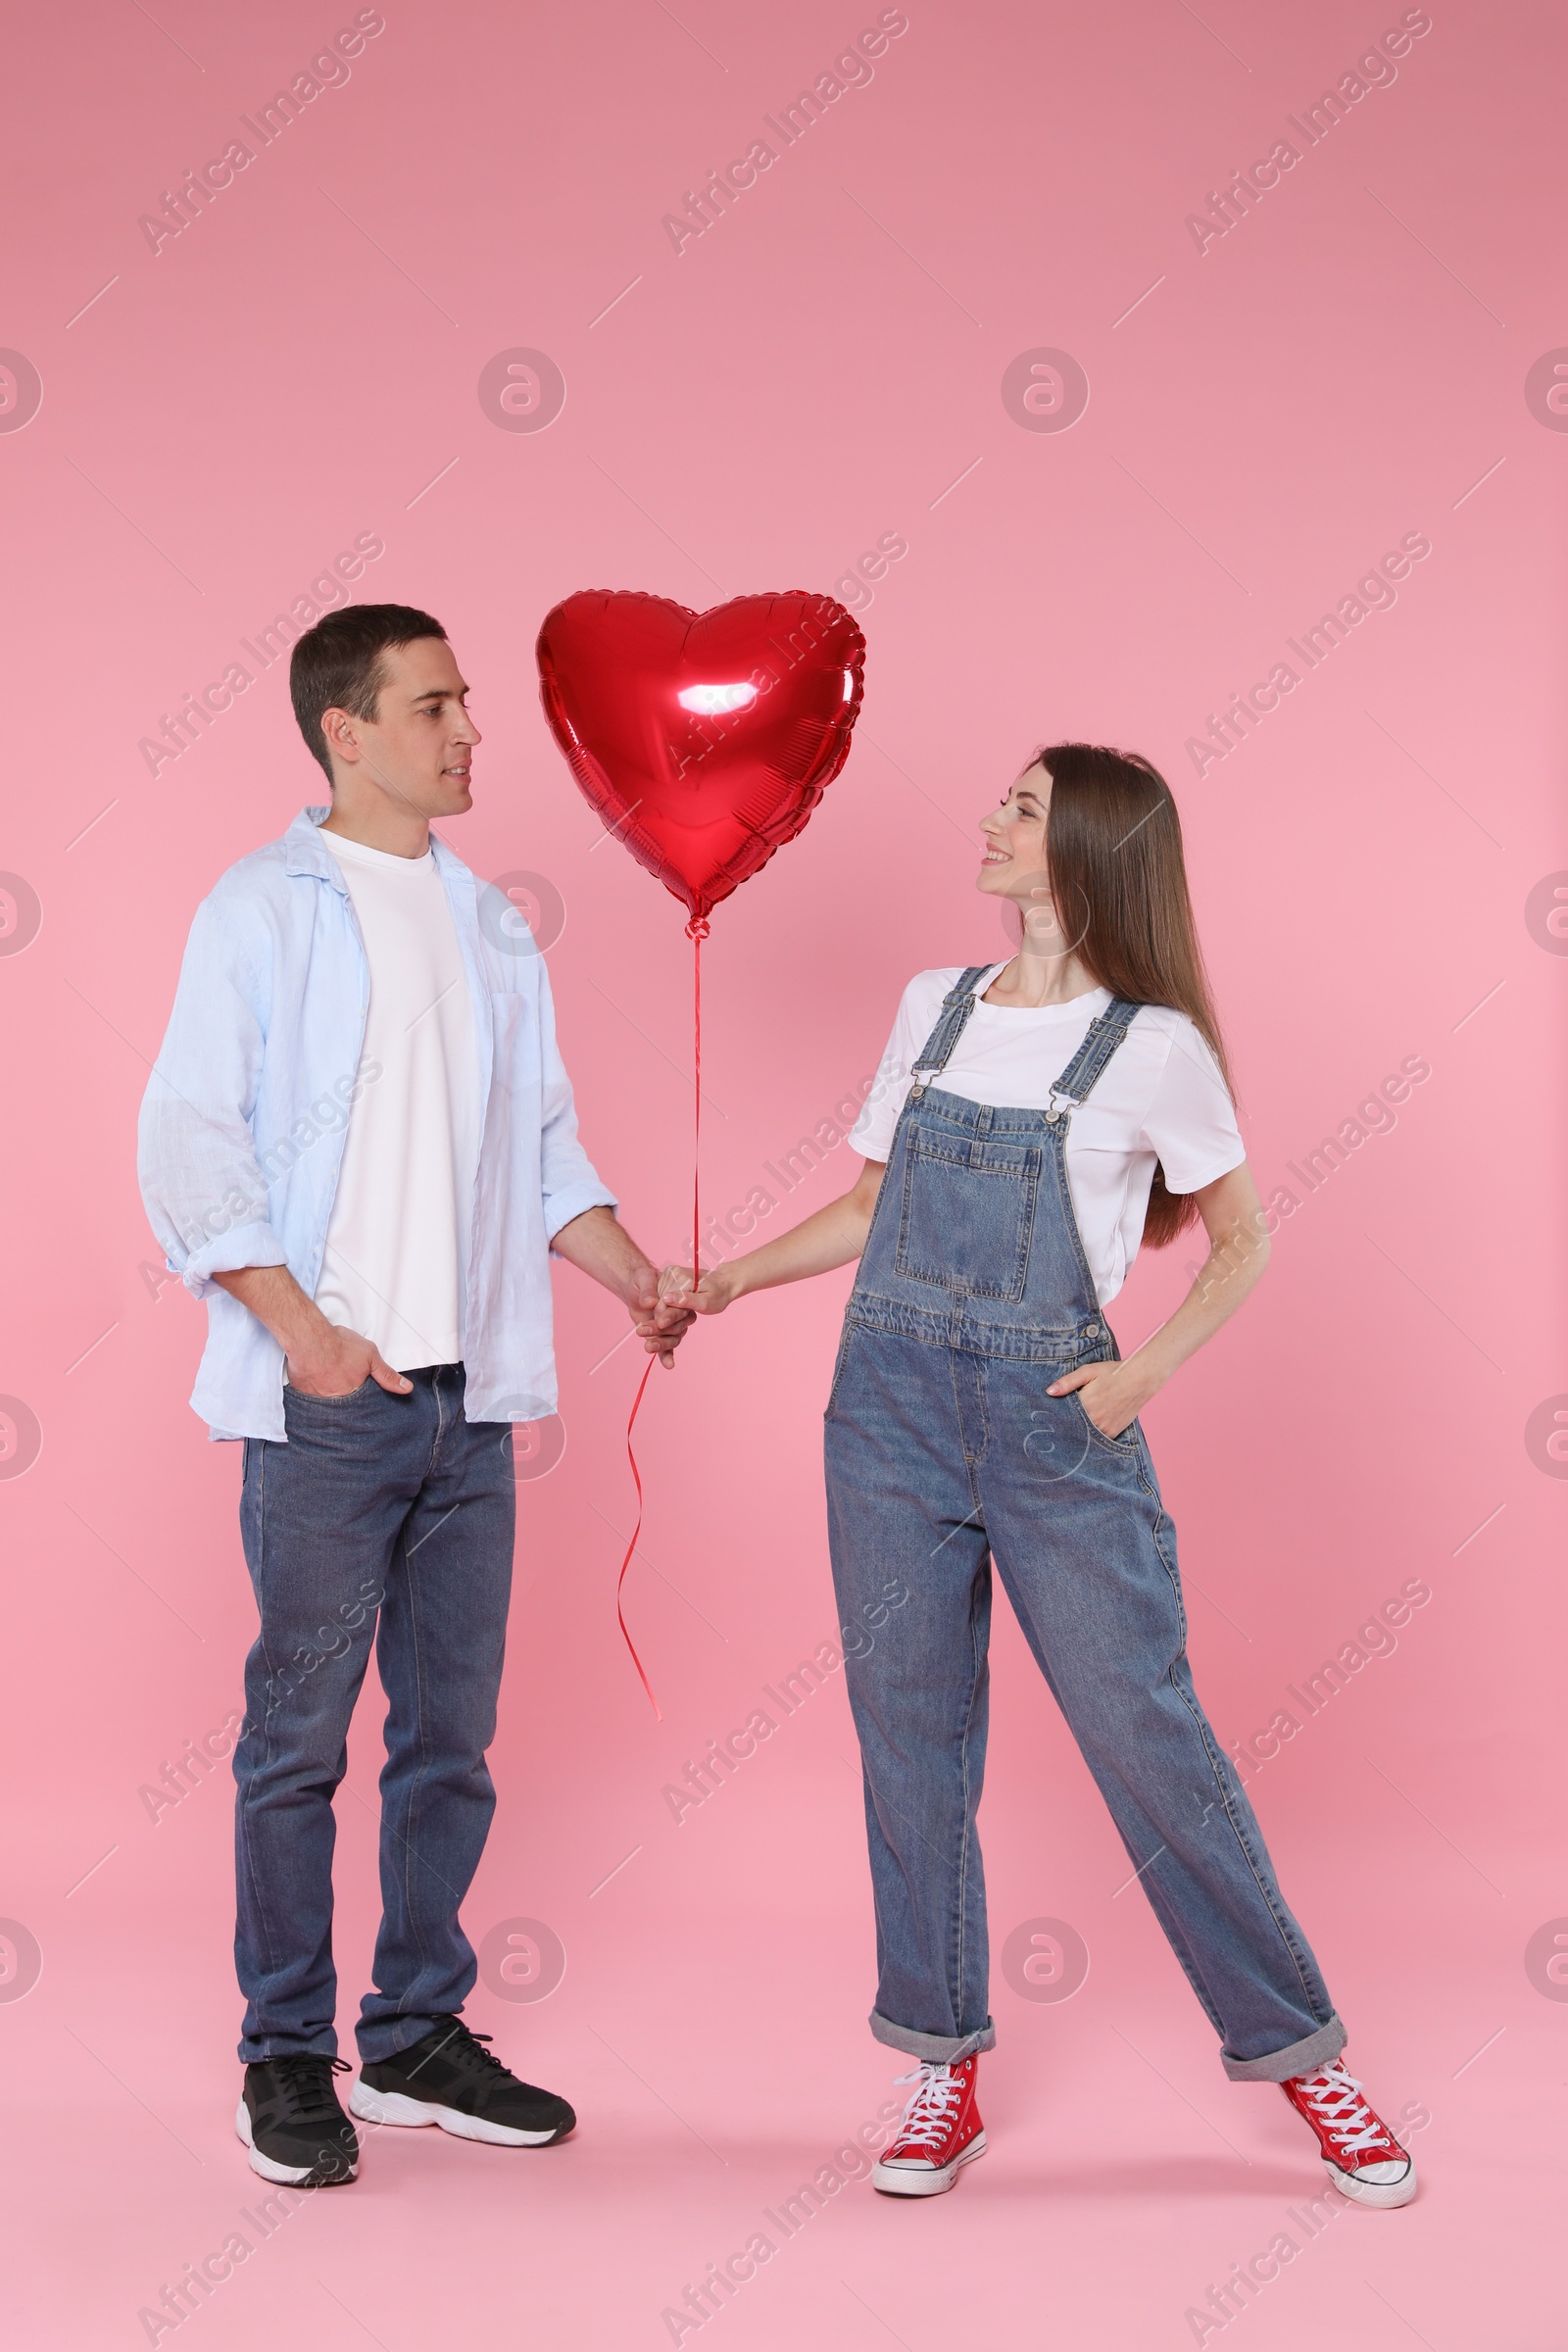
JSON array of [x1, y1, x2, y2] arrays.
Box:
[[234, 1366, 514, 2063]]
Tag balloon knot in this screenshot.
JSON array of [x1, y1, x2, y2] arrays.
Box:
[[684, 915, 710, 941]]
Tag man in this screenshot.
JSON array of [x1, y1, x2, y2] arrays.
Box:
[[139, 604, 691, 2188]]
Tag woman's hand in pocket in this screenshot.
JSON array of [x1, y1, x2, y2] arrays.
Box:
[[1047, 1357, 1152, 1440]]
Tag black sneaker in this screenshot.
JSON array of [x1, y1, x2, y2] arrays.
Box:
[[236, 2055, 359, 2184], [350, 2016, 575, 2146]]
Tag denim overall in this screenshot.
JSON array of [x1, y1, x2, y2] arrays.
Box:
[[824, 969, 1346, 2079]]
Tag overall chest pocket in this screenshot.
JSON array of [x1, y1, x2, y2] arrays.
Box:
[[895, 1129, 1042, 1299]]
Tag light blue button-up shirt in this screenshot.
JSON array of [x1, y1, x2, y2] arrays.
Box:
[[138, 808, 617, 1440]]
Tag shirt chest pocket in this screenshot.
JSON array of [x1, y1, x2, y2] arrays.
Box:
[[895, 1129, 1042, 1298]]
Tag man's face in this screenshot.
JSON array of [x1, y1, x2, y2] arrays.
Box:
[[327, 638, 480, 819]]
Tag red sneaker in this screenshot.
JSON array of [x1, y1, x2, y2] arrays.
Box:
[[872, 2057, 986, 2197], [1281, 2059, 1417, 2208]]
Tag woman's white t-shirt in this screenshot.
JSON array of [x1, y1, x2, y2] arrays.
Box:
[[847, 965, 1245, 1306]]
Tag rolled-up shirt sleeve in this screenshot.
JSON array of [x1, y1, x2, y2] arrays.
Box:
[[137, 896, 290, 1298], [534, 962, 617, 1242]]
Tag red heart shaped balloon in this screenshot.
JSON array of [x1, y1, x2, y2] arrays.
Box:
[[536, 590, 865, 922]]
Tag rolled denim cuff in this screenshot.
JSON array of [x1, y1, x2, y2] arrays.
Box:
[[1222, 2012, 1347, 2082], [869, 2009, 996, 2065]]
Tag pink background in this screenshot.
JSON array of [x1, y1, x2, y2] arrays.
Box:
[[1, 1, 1564, 2344]]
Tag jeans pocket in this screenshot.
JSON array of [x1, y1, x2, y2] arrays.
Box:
[[825, 1325, 858, 1419], [1072, 1392, 1140, 1454], [285, 1376, 376, 1408], [894, 1131, 1040, 1298]]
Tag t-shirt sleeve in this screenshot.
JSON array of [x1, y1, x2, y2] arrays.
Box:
[[848, 976, 938, 1162], [1141, 1018, 1247, 1194]]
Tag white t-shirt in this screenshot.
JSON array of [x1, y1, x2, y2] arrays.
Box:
[[314, 829, 481, 1369], [848, 966, 1245, 1306]]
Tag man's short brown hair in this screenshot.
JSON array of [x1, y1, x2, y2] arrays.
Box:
[[289, 604, 447, 780]]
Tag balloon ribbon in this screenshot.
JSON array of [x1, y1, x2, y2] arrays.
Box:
[[614, 913, 709, 1717]]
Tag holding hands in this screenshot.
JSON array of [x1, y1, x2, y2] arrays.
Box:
[[667, 1262, 742, 1318], [629, 1263, 699, 1367]]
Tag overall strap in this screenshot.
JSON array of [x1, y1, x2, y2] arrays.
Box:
[[909, 965, 994, 1083], [1046, 999, 1145, 1118]]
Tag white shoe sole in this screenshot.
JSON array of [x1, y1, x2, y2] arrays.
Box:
[[1325, 2154, 1417, 2209], [872, 2132, 988, 2197], [348, 2080, 560, 2146], [235, 2100, 357, 2184]]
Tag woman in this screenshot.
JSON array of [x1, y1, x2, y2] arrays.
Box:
[[690, 744, 1416, 2207]]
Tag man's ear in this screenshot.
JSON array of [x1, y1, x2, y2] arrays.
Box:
[[319, 707, 359, 766]]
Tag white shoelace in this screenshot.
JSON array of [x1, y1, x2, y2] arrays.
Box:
[[891, 2062, 962, 2151], [1295, 2061, 1395, 2157]]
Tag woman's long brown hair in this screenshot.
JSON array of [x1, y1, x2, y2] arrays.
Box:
[[1035, 742, 1232, 1248]]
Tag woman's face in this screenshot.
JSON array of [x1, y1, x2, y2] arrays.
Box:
[[977, 763, 1057, 928]]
